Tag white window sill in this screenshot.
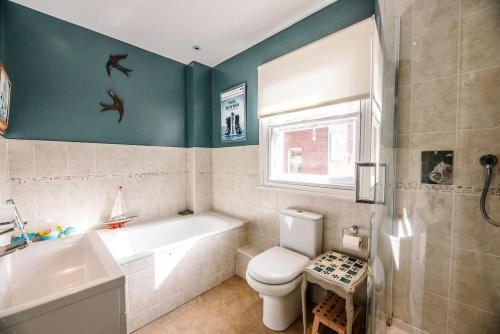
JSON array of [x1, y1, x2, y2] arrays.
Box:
[[256, 183, 356, 202]]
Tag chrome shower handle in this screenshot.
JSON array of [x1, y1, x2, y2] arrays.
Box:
[[479, 154, 500, 227]]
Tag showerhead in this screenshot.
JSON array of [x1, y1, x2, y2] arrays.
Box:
[[479, 154, 497, 169]]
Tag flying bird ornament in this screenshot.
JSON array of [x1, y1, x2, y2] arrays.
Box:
[[106, 54, 133, 77], [100, 89, 125, 123]]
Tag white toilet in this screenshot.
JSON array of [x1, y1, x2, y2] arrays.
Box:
[[246, 208, 323, 331]]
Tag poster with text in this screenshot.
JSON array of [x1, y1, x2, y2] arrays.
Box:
[[220, 83, 246, 142]]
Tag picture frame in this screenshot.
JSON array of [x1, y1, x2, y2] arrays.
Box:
[[220, 83, 246, 142], [0, 64, 12, 135]]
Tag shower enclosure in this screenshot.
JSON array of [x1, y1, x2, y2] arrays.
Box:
[[365, 0, 400, 333], [367, 0, 500, 333]]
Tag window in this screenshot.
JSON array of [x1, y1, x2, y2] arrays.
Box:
[[260, 100, 371, 197]]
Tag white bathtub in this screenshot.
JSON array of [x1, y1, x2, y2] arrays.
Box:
[[98, 212, 247, 332]]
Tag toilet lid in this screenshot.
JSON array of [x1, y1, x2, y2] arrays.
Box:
[[247, 246, 310, 285]]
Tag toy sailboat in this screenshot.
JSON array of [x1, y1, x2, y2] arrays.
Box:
[[99, 186, 137, 229]]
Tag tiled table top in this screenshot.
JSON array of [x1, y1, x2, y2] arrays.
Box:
[[305, 251, 368, 293]]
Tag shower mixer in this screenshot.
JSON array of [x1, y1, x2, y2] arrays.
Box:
[[479, 154, 499, 227]]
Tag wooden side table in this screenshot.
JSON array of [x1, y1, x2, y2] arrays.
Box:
[[301, 251, 368, 334]]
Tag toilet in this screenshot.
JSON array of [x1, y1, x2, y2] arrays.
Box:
[[246, 208, 323, 331]]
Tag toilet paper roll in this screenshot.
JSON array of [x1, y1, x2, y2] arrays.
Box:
[[342, 234, 362, 251]]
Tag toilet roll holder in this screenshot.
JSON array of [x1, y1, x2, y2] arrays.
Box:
[[342, 225, 359, 237], [341, 225, 362, 251]]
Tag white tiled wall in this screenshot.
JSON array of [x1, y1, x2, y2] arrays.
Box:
[[212, 145, 373, 260], [186, 147, 213, 213], [4, 139, 187, 233], [3, 139, 372, 261]]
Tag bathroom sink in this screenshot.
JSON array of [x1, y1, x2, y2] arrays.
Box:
[[0, 232, 125, 331]]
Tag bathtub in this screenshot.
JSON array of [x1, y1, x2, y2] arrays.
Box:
[[98, 212, 247, 332]]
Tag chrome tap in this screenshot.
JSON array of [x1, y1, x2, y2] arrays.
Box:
[[0, 199, 31, 257]]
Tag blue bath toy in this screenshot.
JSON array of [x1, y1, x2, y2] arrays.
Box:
[[63, 227, 76, 236]]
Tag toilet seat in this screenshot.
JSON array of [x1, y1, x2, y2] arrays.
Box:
[[246, 270, 303, 297], [247, 246, 310, 285]]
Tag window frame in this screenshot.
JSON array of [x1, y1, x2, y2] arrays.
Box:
[[259, 99, 372, 200]]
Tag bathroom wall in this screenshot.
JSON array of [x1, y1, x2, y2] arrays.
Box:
[[212, 145, 373, 260], [211, 0, 375, 148], [0, 0, 4, 63], [186, 62, 212, 148], [0, 138, 10, 204], [3, 1, 186, 147], [5, 139, 187, 233], [187, 147, 212, 213], [393, 0, 500, 333]]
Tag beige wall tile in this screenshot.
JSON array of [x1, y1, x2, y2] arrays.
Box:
[[35, 181, 69, 229], [452, 194, 500, 255], [392, 281, 411, 323], [408, 292, 449, 333], [141, 176, 163, 219], [409, 241, 451, 297], [399, 8, 414, 87], [341, 200, 371, 229], [450, 248, 500, 311], [10, 182, 36, 229], [393, 238, 410, 284], [447, 301, 500, 334], [397, 85, 411, 134], [96, 144, 121, 175], [460, 0, 499, 16], [95, 176, 123, 221], [458, 66, 500, 129], [0, 139, 9, 181], [67, 142, 96, 176], [414, 0, 458, 32], [411, 77, 457, 133], [409, 131, 456, 183], [397, 135, 410, 183], [455, 128, 500, 186], [34, 141, 68, 177], [459, 5, 500, 73], [408, 191, 453, 246], [8, 140, 35, 179], [119, 145, 141, 174], [413, 22, 459, 82], [122, 177, 143, 218], [67, 179, 97, 231]]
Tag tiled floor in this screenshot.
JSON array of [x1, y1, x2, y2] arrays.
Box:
[[135, 276, 312, 334]]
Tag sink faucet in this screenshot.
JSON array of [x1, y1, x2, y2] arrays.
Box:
[[0, 199, 31, 257]]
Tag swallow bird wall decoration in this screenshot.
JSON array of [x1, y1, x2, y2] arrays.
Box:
[[100, 89, 125, 122], [106, 54, 133, 77]]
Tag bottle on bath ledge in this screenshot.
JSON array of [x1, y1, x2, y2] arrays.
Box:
[[99, 186, 137, 229]]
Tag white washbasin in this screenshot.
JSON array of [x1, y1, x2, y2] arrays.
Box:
[[0, 232, 125, 330]]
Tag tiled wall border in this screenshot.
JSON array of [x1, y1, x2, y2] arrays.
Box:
[[9, 171, 187, 184], [397, 182, 500, 196]]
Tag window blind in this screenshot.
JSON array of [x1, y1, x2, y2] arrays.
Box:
[[258, 18, 373, 118]]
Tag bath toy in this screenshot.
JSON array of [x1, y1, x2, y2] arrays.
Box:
[[63, 227, 76, 236], [38, 230, 59, 240]]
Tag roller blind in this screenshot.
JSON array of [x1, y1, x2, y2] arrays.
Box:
[[258, 18, 373, 118]]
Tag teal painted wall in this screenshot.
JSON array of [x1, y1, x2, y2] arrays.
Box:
[[0, 0, 4, 63], [186, 62, 212, 147], [211, 0, 375, 147], [4, 2, 186, 147]]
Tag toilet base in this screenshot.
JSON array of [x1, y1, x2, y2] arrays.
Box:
[[262, 286, 302, 331]]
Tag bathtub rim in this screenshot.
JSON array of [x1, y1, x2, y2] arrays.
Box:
[[98, 211, 247, 266]]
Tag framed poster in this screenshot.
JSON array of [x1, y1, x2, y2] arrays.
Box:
[[0, 64, 11, 135], [220, 83, 246, 142]]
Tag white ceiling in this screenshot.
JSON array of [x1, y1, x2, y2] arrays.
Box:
[[10, 0, 337, 66]]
